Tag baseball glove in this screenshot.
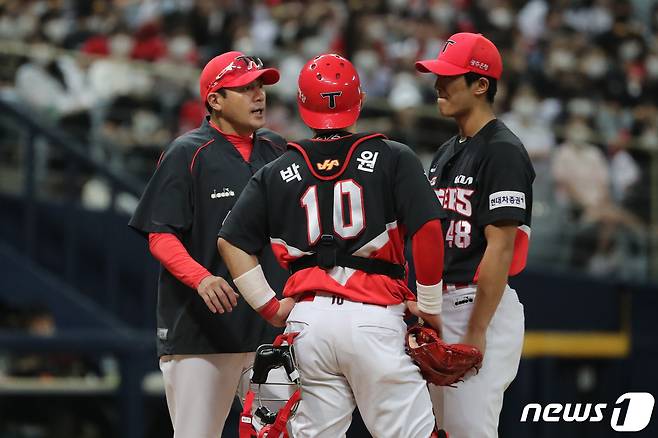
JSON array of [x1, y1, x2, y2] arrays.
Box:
[[405, 324, 483, 386]]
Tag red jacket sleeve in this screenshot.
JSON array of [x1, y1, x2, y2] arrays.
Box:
[[148, 232, 211, 289]]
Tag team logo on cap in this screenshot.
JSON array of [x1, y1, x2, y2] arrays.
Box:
[[320, 91, 342, 109]]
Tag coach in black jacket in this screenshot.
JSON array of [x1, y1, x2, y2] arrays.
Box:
[[129, 51, 288, 437]]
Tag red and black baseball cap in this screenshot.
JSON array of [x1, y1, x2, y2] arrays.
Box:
[[199, 51, 280, 104], [415, 32, 502, 79]]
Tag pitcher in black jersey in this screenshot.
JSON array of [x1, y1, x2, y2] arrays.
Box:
[[416, 33, 535, 438], [218, 54, 447, 438]]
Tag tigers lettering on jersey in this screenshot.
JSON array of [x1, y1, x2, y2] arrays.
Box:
[[435, 187, 474, 217]]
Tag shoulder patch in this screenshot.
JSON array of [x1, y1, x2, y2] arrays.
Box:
[[489, 191, 526, 210]]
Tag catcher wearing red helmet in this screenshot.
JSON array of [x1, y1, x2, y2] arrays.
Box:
[[219, 54, 450, 437]]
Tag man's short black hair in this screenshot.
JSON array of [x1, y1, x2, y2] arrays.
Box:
[[205, 88, 227, 113], [463, 72, 497, 103]]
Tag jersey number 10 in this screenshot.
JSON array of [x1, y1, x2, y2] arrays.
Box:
[[300, 180, 365, 245]]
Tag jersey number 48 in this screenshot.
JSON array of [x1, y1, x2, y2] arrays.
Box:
[[445, 219, 471, 249]]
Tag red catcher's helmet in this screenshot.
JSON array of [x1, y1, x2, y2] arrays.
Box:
[[297, 54, 362, 130]]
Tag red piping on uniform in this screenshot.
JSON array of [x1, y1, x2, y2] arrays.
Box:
[[189, 139, 215, 173], [156, 150, 166, 168], [288, 133, 386, 180], [259, 134, 286, 153]]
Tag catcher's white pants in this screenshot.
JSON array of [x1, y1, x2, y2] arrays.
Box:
[[429, 284, 524, 438], [159, 352, 289, 438], [285, 293, 436, 438]]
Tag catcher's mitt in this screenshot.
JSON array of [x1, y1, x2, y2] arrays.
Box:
[[405, 324, 483, 386]]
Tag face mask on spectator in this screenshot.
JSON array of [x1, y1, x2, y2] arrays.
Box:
[[549, 48, 577, 72], [512, 96, 538, 118], [15, 14, 38, 40], [43, 18, 69, 44], [31, 44, 52, 67], [109, 34, 134, 57], [568, 98, 595, 118], [646, 54, 658, 79], [430, 2, 455, 25], [619, 40, 641, 61], [582, 54, 608, 78], [565, 121, 592, 147], [490, 7, 514, 29], [169, 35, 194, 60], [354, 50, 378, 74], [365, 20, 386, 42], [640, 127, 658, 149]]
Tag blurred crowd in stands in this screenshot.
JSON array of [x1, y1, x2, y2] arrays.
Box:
[[0, 299, 105, 379], [0, 0, 657, 280], [0, 299, 111, 438]]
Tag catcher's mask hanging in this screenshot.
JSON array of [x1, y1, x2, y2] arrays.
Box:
[[239, 332, 302, 438]]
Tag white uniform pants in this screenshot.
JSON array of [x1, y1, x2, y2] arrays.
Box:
[[285, 293, 436, 438], [429, 285, 525, 438], [159, 351, 290, 438]]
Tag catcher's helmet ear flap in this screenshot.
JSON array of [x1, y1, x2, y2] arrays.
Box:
[[297, 53, 363, 130]]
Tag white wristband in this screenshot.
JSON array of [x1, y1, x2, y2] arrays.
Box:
[[233, 265, 276, 310], [416, 280, 443, 314]]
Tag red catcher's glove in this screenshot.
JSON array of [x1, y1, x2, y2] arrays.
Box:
[[405, 324, 483, 386]]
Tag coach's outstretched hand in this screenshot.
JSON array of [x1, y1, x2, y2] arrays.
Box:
[[406, 300, 443, 337], [268, 297, 296, 327], [197, 275, 239, 314]]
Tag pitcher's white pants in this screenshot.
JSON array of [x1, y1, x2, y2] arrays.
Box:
[[285, 293, 436, 438], [160, 351, 289, 438], [429, 285, 525, 438]]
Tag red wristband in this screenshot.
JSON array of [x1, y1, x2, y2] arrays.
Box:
[[258, 297, 280, 321]]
